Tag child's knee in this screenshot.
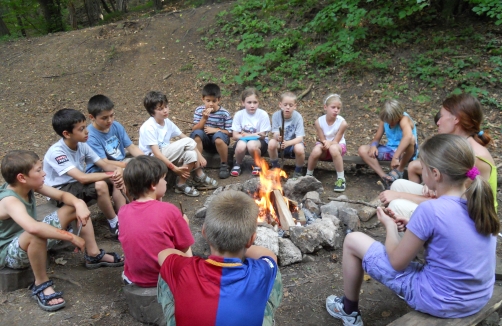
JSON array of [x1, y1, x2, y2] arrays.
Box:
[[294, 144, 305, 155], [358, 145, 368, 155], [268, 139, 278, 151], [329, 145, 341, 157], [95, 181, 110, 195]]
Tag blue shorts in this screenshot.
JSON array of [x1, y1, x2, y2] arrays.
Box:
[[362, 241, 421, 307], [190, 129, 230, 151], [282, 143, 305, 159]]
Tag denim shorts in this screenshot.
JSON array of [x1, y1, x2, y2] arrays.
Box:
[[362, 241, 421, 306], [282, 143, 305, 159], [4, 211, 63, 269], [190, 129, 230, 151]]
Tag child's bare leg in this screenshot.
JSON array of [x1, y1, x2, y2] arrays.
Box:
[[247, 140, 262, 160], [95, 180, 116, 220], [294, 143, 305, 167], [267, 139, 279, 160], [307, 144, 324, 171], [193, 135, 203, 154], [179, 162, 196, 184], [214, 138, 228, 164], [234, 141, 247, 165], [112, 187, 126, 210], [341, 232, 376, 301], [407, 160, 422, 183], [358, 145, 387, 178], [398, 142, 416, 172], [329, 144, 344, 172]]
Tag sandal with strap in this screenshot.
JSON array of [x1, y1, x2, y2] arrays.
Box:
[[231, 165, 241, 177], [174, 183, 200, 197], [252, 166, 261, 176], [30, 280, 66, 312], [382, 168, 404, 189], [85, 249, 124, 269], [192, 172, 218, 190]]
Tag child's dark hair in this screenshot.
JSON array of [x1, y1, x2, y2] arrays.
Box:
[[144, 91, 168, 117], [204, 190, 258, 253], [241, 88, 259, 102], [1, 150, 40, 184], [88, 95, 114, 117], [52, 108, 86, 137], [202, 83, 221, 98], [123, 156, 167, 200], [434, 111, 441, 124], [442, 93, 491, 147], [420, 134, 499, 236]]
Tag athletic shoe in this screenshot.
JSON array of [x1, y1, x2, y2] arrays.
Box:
[[219, 163, 230, 179], [109, 222, 119, 237], [334, 178, 346, 192], [290, 171, 303, 180], [325, 295, 363, 326]]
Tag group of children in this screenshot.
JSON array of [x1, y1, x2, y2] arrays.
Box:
[[1, 84, 497, 325]]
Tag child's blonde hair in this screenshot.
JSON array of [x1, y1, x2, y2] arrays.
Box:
[[324, 93, 342, 106], [241, 88, 260, 102], [420, 134, 499, 236], [379, 99, 404, 123], [281, 91, 297, 102]]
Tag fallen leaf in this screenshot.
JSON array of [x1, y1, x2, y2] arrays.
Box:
[[382, 311, 391, 317], [55, 257, 67, 265], [363, 274, 371, 282]]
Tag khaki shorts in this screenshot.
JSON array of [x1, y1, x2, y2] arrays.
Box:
[[4, 211, 64, 269]]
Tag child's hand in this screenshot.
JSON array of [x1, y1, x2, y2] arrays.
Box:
[[198, 156, 207, 168], [277, 135, 283, 142], [204, 126, 218, 134], [71, 234, 85, 252], [75, 200, 90, 226], [280, 140, 290, 149], [382, 207, 409, 232], [391, 156, 400, 169], [369, 146, 378, 159], [422, 185, 437, 199], [173, 166, 190, 179], [379, 190, 399, 206], [321, 140, 331, 150], [202, 108, 212, 118]]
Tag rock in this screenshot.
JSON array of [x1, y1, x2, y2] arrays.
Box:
[[320, 199, 345, 217], [0, 267, 34, 292], [123, 284, 166, 325], [304, 199, 320, 215], [289, 225, 323, 254], [303, 191, 321, 204], [191, 231, 210, 258], [194, 207, 206, 219], [311, 219, 340, 248], [241, 178, 260, 195], [254, 226, 279, 256], [283, 176, 324, 201], [302, 254, 316, 263], [278, 238, 302, 266], [203, 186, 224, 207], [224, 183, 243, 192], [338, 207, 360, 231], [480, 312, 499, 326], [322, 213, 341, 227]]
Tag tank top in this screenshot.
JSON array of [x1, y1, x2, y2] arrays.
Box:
[[476, 156, 498, 211], [383, 112, 418, 159], [318, 115, 346, 144]]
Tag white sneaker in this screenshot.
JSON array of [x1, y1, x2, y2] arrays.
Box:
[[325, 295, 363, 326]]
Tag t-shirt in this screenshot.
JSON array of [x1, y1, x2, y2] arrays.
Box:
[[0, 184, 36, 267], [160, 254, 278, 326], [406, 196, 496, 318], [271, 110, 305, 141], [86, 121, 133, 173], [383, 112, 418, 150], [318, 115, 346, 144], [118, 200, 194, 287], [139, 117, 182, 155], [192, 106, 233, 131], [231, 109, 271, 142], [43, 139, 101, 187]]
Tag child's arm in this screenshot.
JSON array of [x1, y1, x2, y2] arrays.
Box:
[[368, 121, 385, 158], [321, 120, 347, 150], [125, 144, 145, 158], [158, 248, 188, 266], [37, 185, 90, 226], [66, 167, 114, 185], [282, 136, 303, 149], [150, 145, 190, 179], [3, 197, 85, 251], [192, 108, 209, 131], [245, 245, 277, 263], [391, 116, 415, 169]]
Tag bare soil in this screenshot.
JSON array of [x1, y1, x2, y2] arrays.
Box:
[[0, 2, 501, 325]]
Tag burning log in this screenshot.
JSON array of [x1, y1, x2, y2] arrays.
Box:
[[272, 190, 296, 230]]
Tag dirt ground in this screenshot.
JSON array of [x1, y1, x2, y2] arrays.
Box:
[[0, 1, 501, 325]]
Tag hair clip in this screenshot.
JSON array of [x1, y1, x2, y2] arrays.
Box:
[[465, 166, 480, 180], [478, 130, 484, 137], [324, 94, 341, 105]]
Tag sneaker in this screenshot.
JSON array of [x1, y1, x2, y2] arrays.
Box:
[[109, 221, 119, 237], [192, 173, 218, 190], [231, 165, 241, 177], [326, 295, 363, 326], [290, 171, 303, 180], [252, 166, 261, 176], [334, 178, 346, 192], [219, 163, 230, 179]]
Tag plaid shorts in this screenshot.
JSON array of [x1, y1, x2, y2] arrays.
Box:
[[4, 211, 63, 269]]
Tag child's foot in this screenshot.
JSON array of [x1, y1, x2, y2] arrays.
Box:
[[109, 221, 119, 237], [252, 166, 261, 176], [325, 295, 363, 325], [174, 183, 200, 197], [85, 249, 125, 269], [193, 172, 218, 190], [334, 178, 346, 192], [231, 165, 241, 177], [31, 280, 66, 312], [219, 163, 230, 179], [290, 171, 303, 180]]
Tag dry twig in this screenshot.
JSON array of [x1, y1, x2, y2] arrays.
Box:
[[327, 197, 381, 209]]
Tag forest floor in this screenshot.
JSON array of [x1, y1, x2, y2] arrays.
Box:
[[0, 1, 501, 325]]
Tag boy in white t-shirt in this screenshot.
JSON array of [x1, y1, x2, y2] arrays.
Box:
[[268, 92, 305, 179], [231, 88, 271, 176], [43, 109, 126, 236], [306, 94, 348, 192], [138, 91, 217, 197]]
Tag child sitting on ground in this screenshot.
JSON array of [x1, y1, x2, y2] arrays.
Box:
[[190, 83, 233, 179], [326, 134, 498, 325], [118, 156, 193, 287], [306, 94, 348, 192], [138, 91, 218, 197], [0, 150, 123, 312], [357, 99, 417, 189], [86, 94, 144, 172], [231, 88, 271, 176], [157, 190, 283, 325], [43, 108, 126, 236], [268, 91, 305, 179]]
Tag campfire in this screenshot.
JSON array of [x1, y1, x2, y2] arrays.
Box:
[[252, 155, 306, 230]]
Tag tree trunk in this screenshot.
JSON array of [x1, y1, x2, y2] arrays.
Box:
[[68, 1, 78, 30], [0, 16, 10, 36], [441, 0, 462, 22], [153, 0, 162, 11], [116, 0, 127, 13], [37, 0, 64, 33], [84, 0, 102, 26], [16, 15, 26, 36], [108, 0, 116, 12], [100, 0, 112, 14]]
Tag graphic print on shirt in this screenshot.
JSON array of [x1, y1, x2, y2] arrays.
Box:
[[55, 155, 69, 165], [284, 124, 297, 141], [242, 125, 257, 134], [104, 136, 122, 160]]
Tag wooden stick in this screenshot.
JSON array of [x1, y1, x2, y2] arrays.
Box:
[[327, 197, 381, 209], [297, 83, 313, 100], [273, 190, 296, 230], [179, 202, 184, 215], [280, 111, 285, 164], [171, 117, 194, 125]]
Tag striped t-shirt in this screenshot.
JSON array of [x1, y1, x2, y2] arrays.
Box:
[[192, 106, 232, 131]]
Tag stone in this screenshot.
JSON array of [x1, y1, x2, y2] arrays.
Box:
[[123, 284, 166, 325], [311, 219, 340, 248], [203, 186, 224, 207], [302, 191, 321, 204], [254, 226, 279, 256], [278, 238, 302, 266], [304, 199, 320, 215], [338, 207, 360, 231], [302, 254, 316, 263], [241, 178, 260, 196], [191, 231, 210, 258], [283, 176, 324, 202], [480, 312, 499, 326], [289, 225, 323, 254], [194, 207, 206, 219], [0, 267, 34, 292], [224, 183, 243, 192], [322, 213, 341, 227]]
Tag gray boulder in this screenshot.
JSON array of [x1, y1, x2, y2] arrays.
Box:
[[254, 226, 279, 256], [338, 207, 360, 231], [311, 218, 340, 248], [194, 207, 206, 219], [289, 225, 323, 254], [278, 238, 302, 266], [302, 191, 321, 204], [283, 176, 324, 202], [242, 178, 260, 195], [224, 183, 243, 192], [304, 199, 320, 215]]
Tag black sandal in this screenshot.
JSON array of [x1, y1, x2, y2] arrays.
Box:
[[30, 280, 66, 312], [85, 249, 124, 269]]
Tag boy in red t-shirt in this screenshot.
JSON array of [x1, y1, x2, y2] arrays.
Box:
[[118, 156, 194, 287]]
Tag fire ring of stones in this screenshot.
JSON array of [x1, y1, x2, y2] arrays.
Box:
[[194, 176, 367, 267]]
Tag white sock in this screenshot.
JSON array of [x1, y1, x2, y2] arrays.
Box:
[[337, 171, 345, 180], [306, 169, 314, 176], [108, 216, 119, 227]]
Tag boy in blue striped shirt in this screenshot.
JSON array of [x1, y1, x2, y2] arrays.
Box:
[[190, 83, 233, 179]]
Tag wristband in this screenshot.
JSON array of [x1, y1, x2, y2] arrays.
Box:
[[371, 141, 379, 147], [168, 163, 175, 170]]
